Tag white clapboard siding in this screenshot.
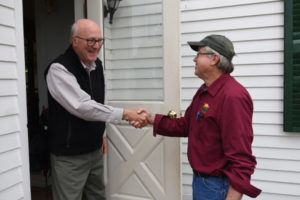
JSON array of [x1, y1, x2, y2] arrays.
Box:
[[0, 168, 22, 191], [0, 62, 17, 79], [104, 0, 163, 101], [0, 0, 30, 200], [0, 115, 19, 136], [180, 0, 300, 199]]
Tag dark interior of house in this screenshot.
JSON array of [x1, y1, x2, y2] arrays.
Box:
[[23, 0, 52, 199]]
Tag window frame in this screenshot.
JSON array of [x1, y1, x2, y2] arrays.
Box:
[[284, 0, 300, 132]]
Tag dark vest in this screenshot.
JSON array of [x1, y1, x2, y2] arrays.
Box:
[[44, 46, 105, 155]]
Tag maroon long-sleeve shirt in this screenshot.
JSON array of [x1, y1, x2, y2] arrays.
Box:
[[153, 73, 261, 198]]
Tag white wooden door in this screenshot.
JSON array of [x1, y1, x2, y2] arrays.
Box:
[[87, 0, 182, 199]]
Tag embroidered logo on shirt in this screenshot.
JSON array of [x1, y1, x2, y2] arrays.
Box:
[[197, 103, 209, 120]]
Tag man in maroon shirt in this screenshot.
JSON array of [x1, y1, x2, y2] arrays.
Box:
[[141, 35, 261, 199]]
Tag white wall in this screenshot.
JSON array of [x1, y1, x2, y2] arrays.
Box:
[[180, 0, 300, 199], [0, 0, 31, 199]]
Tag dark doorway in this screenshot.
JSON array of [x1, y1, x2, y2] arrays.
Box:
[[23, 0, 76, 199], [23, 0, 52, 199]]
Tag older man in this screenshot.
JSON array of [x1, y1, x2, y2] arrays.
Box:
[[45, 19, 147, 200], [144, 35, 261, 200]]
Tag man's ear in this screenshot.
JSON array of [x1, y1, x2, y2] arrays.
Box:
[[211, 54, 220, 65], [72, 36, 77, 45]]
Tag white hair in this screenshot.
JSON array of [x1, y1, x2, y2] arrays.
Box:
[[70, 23, 78, 43], [204, 46, 234, 73]]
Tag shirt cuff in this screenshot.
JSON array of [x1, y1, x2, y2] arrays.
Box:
[[223, 171, 262, 198], [108, 107, 124, 124], [153, 114, 164, 137]]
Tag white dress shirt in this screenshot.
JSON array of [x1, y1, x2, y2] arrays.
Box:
[[46, 62, 123, 124]]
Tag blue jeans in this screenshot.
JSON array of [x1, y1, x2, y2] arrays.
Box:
[[193, 174, 229, 200]]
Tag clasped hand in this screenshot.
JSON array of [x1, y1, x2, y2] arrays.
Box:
[[123, 108, 153, 128]]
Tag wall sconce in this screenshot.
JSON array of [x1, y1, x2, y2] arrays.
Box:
[[103, 0, 122, 24]]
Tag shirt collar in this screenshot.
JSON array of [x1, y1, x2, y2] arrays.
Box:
[[80, 61, 96, 72], [201, 73, 231, 96]]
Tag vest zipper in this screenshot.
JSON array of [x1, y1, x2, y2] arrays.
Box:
[[87, 70, 94, 99], [66, 120, 72, 148]]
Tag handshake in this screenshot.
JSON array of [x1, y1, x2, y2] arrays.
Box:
[[123, 108, 154, 128]]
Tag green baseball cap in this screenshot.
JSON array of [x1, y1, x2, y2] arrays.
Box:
[[188, 34, 235, 61]]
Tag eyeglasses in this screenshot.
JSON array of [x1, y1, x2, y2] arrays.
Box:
[[196, 52, 214, 58], [75, 36, 105, 46]]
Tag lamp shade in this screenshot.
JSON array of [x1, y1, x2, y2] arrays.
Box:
[[104, 0, 122, 24]]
